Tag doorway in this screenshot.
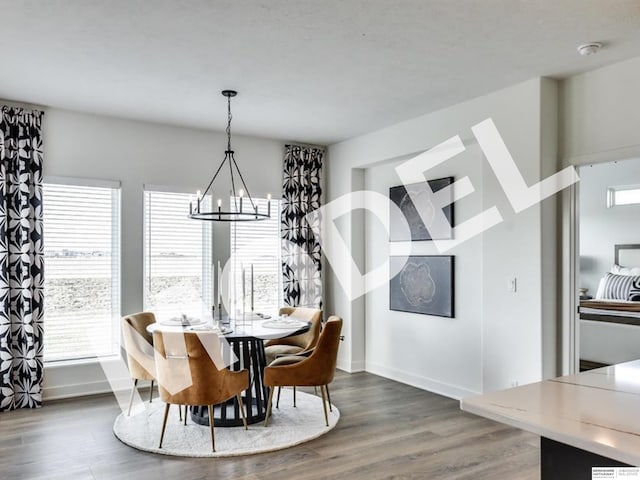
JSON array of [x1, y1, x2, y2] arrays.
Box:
[[576, 157, 640, 371]]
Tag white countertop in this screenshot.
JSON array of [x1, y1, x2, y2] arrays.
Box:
[[460, 360, 640, 466]]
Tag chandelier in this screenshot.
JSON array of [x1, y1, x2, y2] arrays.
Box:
[[189, 90, 271, 222]]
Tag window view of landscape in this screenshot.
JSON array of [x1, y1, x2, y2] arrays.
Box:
[[44, 189, 279, 362], [230, 197, 282, 315], [43, 183, 120, 362], [144, 190, 212, 320]]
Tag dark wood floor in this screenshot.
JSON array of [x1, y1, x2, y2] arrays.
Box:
[[1, 371, 539, 480]]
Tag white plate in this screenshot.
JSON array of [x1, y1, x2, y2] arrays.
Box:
[[262, 319, 307, 329], [186, 325, 234, 335], [159, 317, 205, 326]]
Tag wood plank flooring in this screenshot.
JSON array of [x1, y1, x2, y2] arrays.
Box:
[[0, 372, 539, 480]]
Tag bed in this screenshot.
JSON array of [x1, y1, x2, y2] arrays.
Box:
[[579, 244, 640, 370]]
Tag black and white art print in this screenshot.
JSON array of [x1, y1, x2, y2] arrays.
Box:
[[389, 177, 453, 241], [390, 256, 454, 317]]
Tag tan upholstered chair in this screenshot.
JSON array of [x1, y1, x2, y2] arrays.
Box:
[[153, 331, 249, 452], [264, 316, 343, 427], [264, 307, 322, 365], [122, 312, 157, 416]]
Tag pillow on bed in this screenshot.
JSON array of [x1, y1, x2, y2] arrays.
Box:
[[595, 273, 640, 300], [630, 277, 640, 302], [611, 264, 640, 276]]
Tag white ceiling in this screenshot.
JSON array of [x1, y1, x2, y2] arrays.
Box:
[[1, 1, 640, 145]]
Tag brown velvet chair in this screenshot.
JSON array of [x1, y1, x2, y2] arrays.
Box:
[[264, 316, 343, 427], [264, 307, 322, 365], [153, 330, 249, 452], [122, 312, 157, 416]]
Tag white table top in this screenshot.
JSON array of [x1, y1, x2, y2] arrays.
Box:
[[147, 316, 310, 341], [460, 359, 640, 466]]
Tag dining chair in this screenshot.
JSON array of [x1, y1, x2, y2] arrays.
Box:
[[264, 316, 343, 427], [153, 330, 249, 452], [264, 307, 322, 365], [122, 312, 158, 416]]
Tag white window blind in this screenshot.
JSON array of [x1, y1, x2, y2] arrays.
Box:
[[144, 190, 212, 320], [230, 197, 282, 314], [43, 182, 121, 362]]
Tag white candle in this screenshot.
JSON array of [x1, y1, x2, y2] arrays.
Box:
[[211, 259, 216, 312], [242, 265, 246, 317], [251, 264, 254, 312], [217, 261, 222, 305]]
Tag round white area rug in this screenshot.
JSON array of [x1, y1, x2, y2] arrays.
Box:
[[113, 389, 339, 457]]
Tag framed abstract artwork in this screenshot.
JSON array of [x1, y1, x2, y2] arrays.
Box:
[[389, 177, 454, 241], [389, 255, 454, 317]]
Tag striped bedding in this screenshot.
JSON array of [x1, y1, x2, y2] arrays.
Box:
[[595, 273, 640, 301]]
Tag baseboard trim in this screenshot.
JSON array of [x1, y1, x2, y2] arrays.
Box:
[[336, 359, 365, 373], [365, 361, 479, 400], [43, 356, 132, 401], [43, 379, 130, 401]]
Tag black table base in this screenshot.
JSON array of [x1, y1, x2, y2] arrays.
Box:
[[190, 336, 269, 427], [541, 437, 631, 480]]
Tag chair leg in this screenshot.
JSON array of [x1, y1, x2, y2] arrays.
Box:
[[320, 385, 329, 427], [184, 406, 188, 426], [149, 380, 154, 403], [293, 386, 296, 407], [237, 393, 248, 430], [314, 386, 318, 395], [159, 403, 171, 448], [178, 405, 183, 422], [264, 387, 275, 427], [208, 404, 215, 452], [325, 384, 333, 412], [276, 386, 281, 409], [127, 379, 138, 416]]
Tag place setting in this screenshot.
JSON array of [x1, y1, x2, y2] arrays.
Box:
[[154, 314, 234, 335]]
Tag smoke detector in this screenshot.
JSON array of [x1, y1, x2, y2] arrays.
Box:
[[577, 42, 603, 56]]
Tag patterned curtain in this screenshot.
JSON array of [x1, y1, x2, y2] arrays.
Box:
[[281, 144, 323, 308], [0, 106, 44, 411]]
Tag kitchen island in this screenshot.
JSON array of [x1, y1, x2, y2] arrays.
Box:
[[461, 360, 640, 479]]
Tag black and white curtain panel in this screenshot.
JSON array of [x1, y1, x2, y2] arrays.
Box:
[[281, 144, 323, 309], [0, 106, 44, 411]]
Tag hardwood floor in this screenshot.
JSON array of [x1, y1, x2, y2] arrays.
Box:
[[1, 372, 539, 480]]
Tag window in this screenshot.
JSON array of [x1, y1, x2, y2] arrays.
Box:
[[144, 190, 212, 319], [43, 181, 121, 362], [607, 185, 640, 208], [230, 197, 282, 314]]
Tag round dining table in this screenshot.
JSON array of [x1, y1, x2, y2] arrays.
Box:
[[147, 315, 310, 427]]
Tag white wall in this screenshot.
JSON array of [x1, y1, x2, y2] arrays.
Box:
[[326, 78, 559, 397], [561, 55, 640, 167], [4, 104, 286, 399], [364, 154, 484, 397]]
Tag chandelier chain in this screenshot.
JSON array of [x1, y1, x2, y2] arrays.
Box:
[[226, 94, 232, 151]]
